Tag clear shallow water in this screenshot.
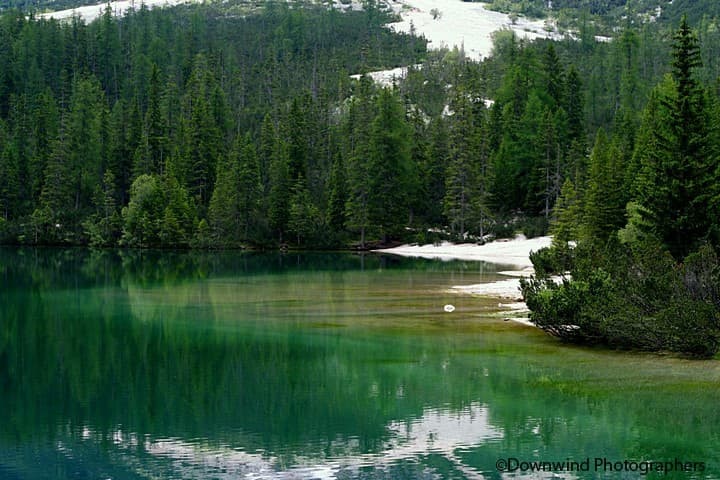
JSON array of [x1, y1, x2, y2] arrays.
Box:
[[1, 248, 719, 479]]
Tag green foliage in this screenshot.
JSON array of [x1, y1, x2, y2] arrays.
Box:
[[367, 88, 414, 241], [443, 92, 492, 236], [634, 17, 717, 259], [530, 241, 574, 277], [521, 216, 549, 239], [208, 134, 261, 247], [83, 170, 121, 247], [192, 218, 212, 249], [524, 239, 720, 358], [551, 178, 581, 242], [121, 174, 164, 248], [581, 129, 627, 241], [288, 177, 324, 247], [326, 154, 347, 235], [344, 77, 375, 248], [2, 0, 720, 271], [121, 174, 193, 248], [0, 2, 426, 249], [268, 132, 291, 243], [522, 270, 610, 342]]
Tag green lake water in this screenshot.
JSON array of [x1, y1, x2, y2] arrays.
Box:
[[1, 248, 719, 479]]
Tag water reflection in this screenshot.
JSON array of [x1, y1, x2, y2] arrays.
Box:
[[63, 402, 500, 480], [2, 248, 720, 479]]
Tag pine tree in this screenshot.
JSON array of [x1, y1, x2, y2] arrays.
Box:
[[543, 43, 564, 107], [344, 76, 375, 248], [236, 134, 261, 241], [83, 169, 121, 247], [29, 89, 59, 207], [268, 128, 291, 243], [208, 142, 240, 245], [564, 66, 585, 145], [143, 64, 169, 176], [636, 17, 716, 258], [181, 55, 222, 211], [551, 178, 582, 243], [582, 129, 626, 241], [367, 88, 413, 242], [161, 174, 194, 247], [326, 152, 347, 234], [0, 140, 19, 222], [66, 76, 104, 224], [443, 93, 479, 236], [288, 176, 321, 246], [258, 114, 276, 197], [420, 118, 449, 227], [33, 127, 73, 243]]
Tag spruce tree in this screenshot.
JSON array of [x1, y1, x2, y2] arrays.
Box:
[[637, 17, 715, 258], [268, 128, 291, 243], [344, 76, 375, 248], [443, 93, 478, 236], [327, 153, 347, 234], [208, 140, 240, 244], [0, 140, 19, 222], [288, 176, 320, 246], [582, 129, 626, 241], [367, 88, 413, 242], [552, 178, 582, 243], [421, 118, 449, 227], [236, 134, 261, 242], [543, 43, 564, 107]]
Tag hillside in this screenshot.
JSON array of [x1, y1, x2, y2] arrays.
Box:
[[482, 0, 720, 33]]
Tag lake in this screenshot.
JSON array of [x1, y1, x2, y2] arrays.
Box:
[[1, 247, 719, 479]]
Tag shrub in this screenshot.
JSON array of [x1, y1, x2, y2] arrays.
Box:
[[524, 240, 720, 358], [491, 220, 515, 239], [529, 243, 574, 277], [521, 216, 549, 238]]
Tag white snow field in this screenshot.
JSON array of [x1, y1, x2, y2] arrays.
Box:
[[40, 0, 194, 22], [387, 0, 560, 61]]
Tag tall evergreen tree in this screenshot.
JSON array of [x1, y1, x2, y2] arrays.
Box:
[[326, 152, 347, 234], [83, 169, 121, 247], [236, 134, 262, 241], [636, 17, 716, 258], [551, 178, 582, 243], [208, 142, 240, 244], [344, 76, 375, 248], [288, 176, 321, 246], [443, 93, 479, 236], [32, 125, 72, 243], [543, 43, 565, 107], [582, 129, 626, 241], [564, 66, 585, 145], [420, 118, 449, 227], [66, 76, 105, 221], [367, 87, 413, 242], [138, 64, 169, 176], [0, 136, 19, 221], [268, 127, 291, 243]]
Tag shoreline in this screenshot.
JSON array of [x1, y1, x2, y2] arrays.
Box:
[[376, 235, 553, 325], [375, 235, 551, 268]]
